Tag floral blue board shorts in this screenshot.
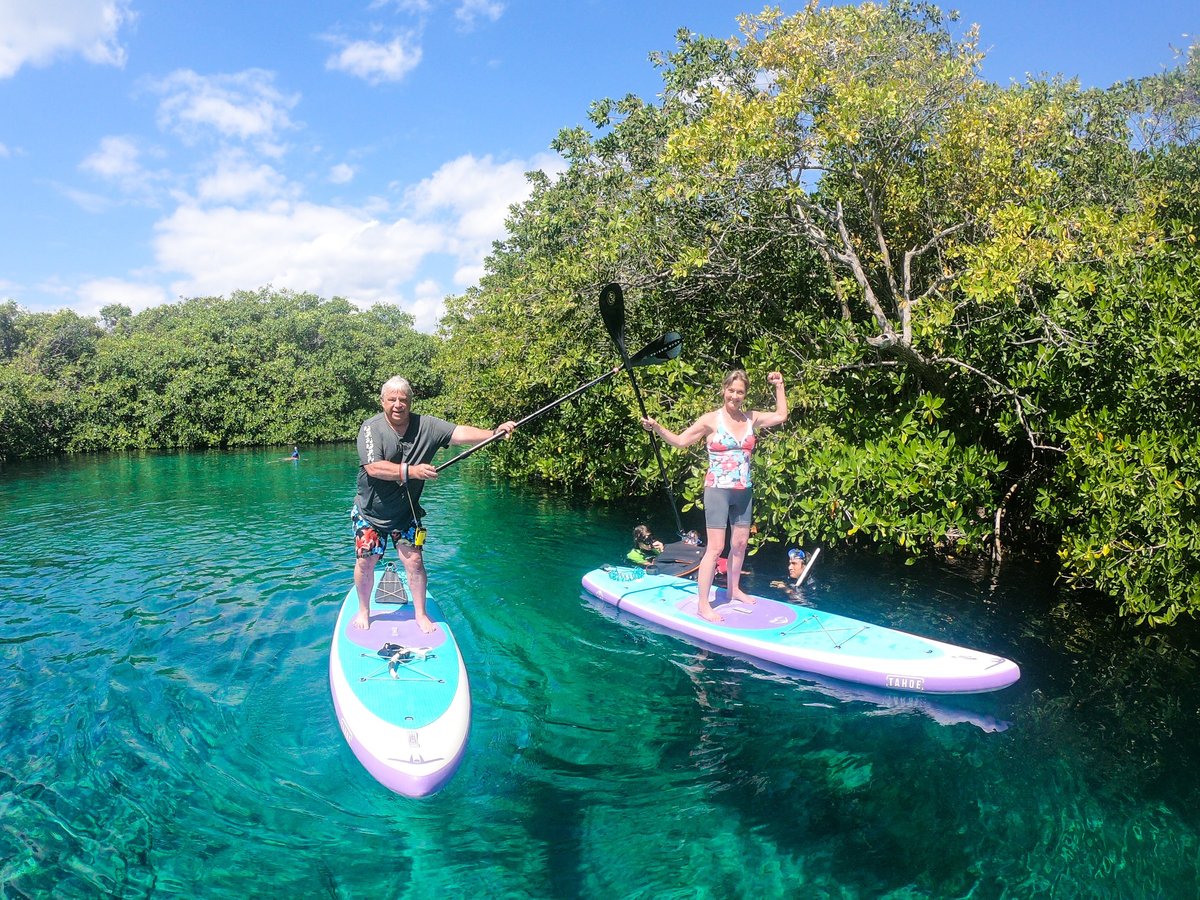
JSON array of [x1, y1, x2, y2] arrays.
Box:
[[351, 505, 421, 558]]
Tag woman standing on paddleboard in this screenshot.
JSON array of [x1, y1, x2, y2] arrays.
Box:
[[641, 369, 787, 623]]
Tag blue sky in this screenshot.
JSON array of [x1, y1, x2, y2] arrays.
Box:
[[1, 1, 1195, 332]]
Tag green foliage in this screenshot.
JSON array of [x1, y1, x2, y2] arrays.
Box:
[[748, 408, 1004, 558], [0, 288, 440, 461], [1030, 210, 1200, 625], [437, 4, 1200, 625], [1040, 418, 1200, 627], [0, 366, 73, 459]]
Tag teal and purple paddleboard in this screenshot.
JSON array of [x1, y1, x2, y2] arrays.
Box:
[[329, 568, 470, 797], [582, 567, 1019, 694]]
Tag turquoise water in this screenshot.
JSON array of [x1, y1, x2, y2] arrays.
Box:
[[2, 446, 1199, 898]]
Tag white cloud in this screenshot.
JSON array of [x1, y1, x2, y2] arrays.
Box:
[[455, 0, 504, 29], [77, 72, 298, 206], [0, 0, 134, 79], [196, 150, 292, 204], [135, 151, 562, 332], [59, 183, 114, 213], [80, 135, 140, 179], [154, 201, 445, 306], [151, 69, 297, 152], [452, 261, 485, 288], [77, 134, 170, 202], [408, 278, 448, 332], [76, 277, 171, 315], [0, 142, 10, 158], [329, 163, 355, 184], [325, 35, 422, 85], [407, 151, 564, 268]]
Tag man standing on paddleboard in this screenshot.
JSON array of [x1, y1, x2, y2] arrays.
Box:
[[351, 376, 516, 633]]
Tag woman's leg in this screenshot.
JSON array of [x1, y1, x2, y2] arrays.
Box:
[[695, 525, 727, 622], [726, 523, 753, 603]]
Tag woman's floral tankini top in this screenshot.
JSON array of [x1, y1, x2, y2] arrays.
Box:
[[704, 410, 756, 489]]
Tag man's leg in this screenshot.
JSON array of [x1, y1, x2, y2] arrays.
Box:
[[397, 542, 436, 634], [353, 554, 378, 629], [351, 508, 385, 630]]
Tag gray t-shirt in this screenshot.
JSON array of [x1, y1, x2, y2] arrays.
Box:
[[355, 412, 456, 531]]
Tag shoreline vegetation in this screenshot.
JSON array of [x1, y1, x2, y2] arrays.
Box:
[[3, 4, 1198, 626]]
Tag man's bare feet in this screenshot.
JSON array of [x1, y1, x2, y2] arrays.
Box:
[[697, 603, 724, 623], [351, 610, 370, 630], [732, 591, 756, 605], [415, 613, 438, 634]]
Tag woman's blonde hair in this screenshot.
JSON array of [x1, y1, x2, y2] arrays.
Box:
[[722, 369, 750, 391]]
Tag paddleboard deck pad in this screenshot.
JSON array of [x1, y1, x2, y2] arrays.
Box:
[[581, 567, 1019, 694], [329, 569, 470, 797]]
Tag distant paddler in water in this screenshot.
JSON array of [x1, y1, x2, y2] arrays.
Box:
[[641, 369, 788, 623], [351, 376, 516, 633]]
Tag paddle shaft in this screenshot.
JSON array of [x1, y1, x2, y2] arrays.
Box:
[[795, 546, 821, 586], [434, 330, 681, 473], [613, 336, 684, 534], [435, 365, 620, 472], [434, 331, 681, 473], [600, 283, 685, 536]]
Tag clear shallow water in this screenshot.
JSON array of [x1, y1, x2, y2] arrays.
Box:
[[2, 446, 1199, 898]]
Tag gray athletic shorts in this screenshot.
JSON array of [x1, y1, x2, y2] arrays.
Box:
[[703, 486, 753, 529]]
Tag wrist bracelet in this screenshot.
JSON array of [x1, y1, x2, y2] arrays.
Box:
[[401, 462, 408, 482]]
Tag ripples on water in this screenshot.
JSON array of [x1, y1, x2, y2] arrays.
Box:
[[2, 447, 1199, 897]]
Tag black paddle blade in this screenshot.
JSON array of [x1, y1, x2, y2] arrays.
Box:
[[629, 331, 683, 367], [599, 282, 626, 351]]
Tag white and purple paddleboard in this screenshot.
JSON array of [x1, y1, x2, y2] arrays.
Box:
[[329, 570, 470, 797], [582, 567, 1019, 694]]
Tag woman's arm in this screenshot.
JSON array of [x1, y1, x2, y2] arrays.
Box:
[[753, 372, 788, 429], [641, 411, 713, 448]]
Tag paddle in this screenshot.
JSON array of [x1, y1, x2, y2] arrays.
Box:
[[795, 547, 821, 586], [599, 282, 685, 536], [434, 331, 683, 472]]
